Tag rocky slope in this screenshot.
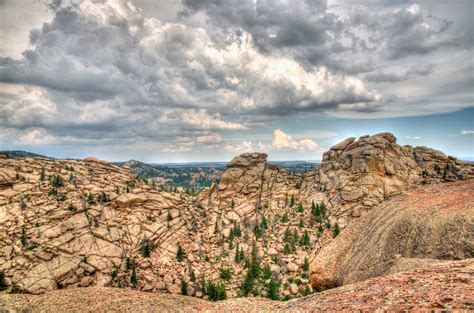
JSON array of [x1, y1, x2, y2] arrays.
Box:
[[0, 132, 473, 302], [1, 259, 472, 311], [310, 179, 474, 291]]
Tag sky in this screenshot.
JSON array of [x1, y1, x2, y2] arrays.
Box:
[[0, 0, 472, 162]]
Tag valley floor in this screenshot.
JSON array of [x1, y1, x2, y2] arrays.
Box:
[[1, 259, 473, 312]]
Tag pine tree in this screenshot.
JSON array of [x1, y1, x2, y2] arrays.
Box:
[[261, 216, 268, 229], [317, 224, 324, 237], [40, 167, 45, 182], [297, 202, 304, 213], [320, 202, 326, 217], [266, 279, 280, 300], [0, 271, 7, 291], [21, 226, 27, 247], [300, 229, 310, 246], [284, 226, 291, 242], [239, 247, 245, 261], [130, 262, 137, 288], [303, 257, 310, 272], [181, 280, 188, 295], [282, 212, 289, 223], [299, 218, 304, 228], [176, 244, 185, 262], [234, 221, 241, 237], [234, 242, 240, 262], [290, 194, 295, 207], [167, 211, 173, 227], [333, 223, 340, 238]]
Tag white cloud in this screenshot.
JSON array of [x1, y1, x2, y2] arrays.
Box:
[[196, 134, 222, 143], [19, 129, 57, 145], [406, 136, 421, 139], [461, 130, 474, 135], [271, 129, 318, 152], [224, 140, 253, 153]]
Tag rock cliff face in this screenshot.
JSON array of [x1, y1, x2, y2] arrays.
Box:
[[300, 132, 473, 226], [1, 259, 473, 311], [0, 132, 472, 301], [310, 179, 474, 291], [0, 155, 198, 294]]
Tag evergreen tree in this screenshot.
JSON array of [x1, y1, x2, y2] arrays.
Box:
[[297, 202, 304, 213], [254, 224, 263, 239], [234, 242, 240, 263], [167, 211, 173, 227], [234, 221, 241, 237], [21, 226, 27, 247], [181, 280, 188, 295], [333, 223, 340, 238], [40, 167, 45, 182], [300, 230, 310, 246], [282, 212, 289, 223], [239, 247, 245, 262], [317, 224, 324, 237], [299, 218, 304, 228], [261, 216, 268, 229], [262, 264, 272, 280], [290, 194, 295, 207], [303, 257, 310, 272], [0, 271, 7, 291], [266, 279, 280, 300], [284, 243, 291, 254], [284, 226, 291, 242], [320, 202, 326, 217], [130, 263, 137, 288], [176, 244, 185, 262]]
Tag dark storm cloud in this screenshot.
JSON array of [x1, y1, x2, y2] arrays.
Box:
[[180, 0, 339, 67]]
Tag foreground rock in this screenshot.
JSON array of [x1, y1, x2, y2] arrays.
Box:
[[310, 179, 474, 290], [1, 259, 473, 311]]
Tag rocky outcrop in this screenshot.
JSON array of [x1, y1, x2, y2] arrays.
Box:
[[0, 132, 472, 301], [0, 157, 198, 294], [298, 132, 473, 227], [310, 179, 474, 290], [2, 259, 473, 311]]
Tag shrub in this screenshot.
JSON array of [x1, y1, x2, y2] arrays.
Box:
[[67, 203, 76, 212], [206, 280, 227, 301], [219, 268, 233, 281]]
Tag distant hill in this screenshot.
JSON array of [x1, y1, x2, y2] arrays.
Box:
[[113, 159, 162, 178], [0, 150, 52, 159]]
